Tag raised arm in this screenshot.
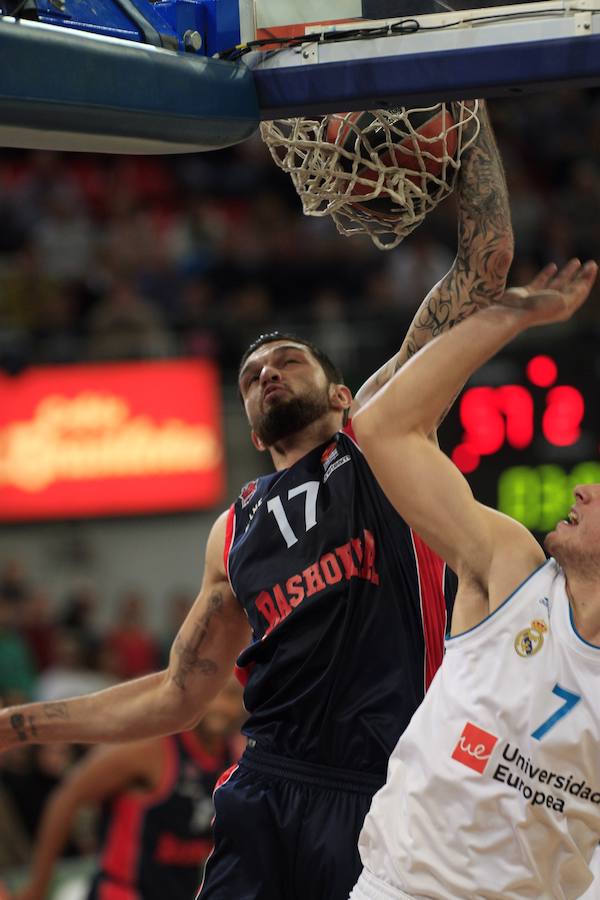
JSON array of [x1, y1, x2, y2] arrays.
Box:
[[353, 260, 597, 623], [352, 101, 514, 413], [0, 511, 250, 751]]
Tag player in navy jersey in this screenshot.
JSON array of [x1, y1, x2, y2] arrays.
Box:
[[0, 102, 514, 900], [11, 680, 244, 900]]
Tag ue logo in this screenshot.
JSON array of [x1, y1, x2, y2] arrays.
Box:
[[452, 355, 585, 474], [451, 722, 498, 774]]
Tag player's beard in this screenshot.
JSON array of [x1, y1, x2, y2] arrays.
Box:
[[254, 388, 331, 447]]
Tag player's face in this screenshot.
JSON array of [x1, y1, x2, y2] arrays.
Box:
[[544, 484, 600, 572], [239, 341, 333, 447]]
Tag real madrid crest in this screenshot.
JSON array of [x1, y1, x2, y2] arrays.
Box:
[[514, 618, 548, 658]]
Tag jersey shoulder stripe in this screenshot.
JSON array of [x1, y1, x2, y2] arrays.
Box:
[[223, 504, 236, 595], [411, 529, 448, 691]]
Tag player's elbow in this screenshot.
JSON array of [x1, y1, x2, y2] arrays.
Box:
[[354, 392, 417, 448]]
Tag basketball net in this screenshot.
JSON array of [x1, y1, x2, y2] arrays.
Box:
[[260, 102, 480, 250]]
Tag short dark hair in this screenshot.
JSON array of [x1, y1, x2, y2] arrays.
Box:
[[238, 332, 345, 386]]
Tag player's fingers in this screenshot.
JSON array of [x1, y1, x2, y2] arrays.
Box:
[[527, 262, 558, 292], [570, 260, 598, 298], [548, 258, 582, 291], [551, 261, 598, 320]]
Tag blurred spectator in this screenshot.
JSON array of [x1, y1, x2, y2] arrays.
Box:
[[0, 778, 31, 869], [19, 588, 58, 673], [0, 596, 36, 701], [105, 589, 159, 680], [0, 738, 80, 856], [32, 281, 84, 364], [59, 583, 102, 668], [174, 276, 221, 359], [34, 630, 116, 703], [32, 181, 95, 283], [0, 690, 33, 870], [86, 277, 175, 361], [0, 740, 34, 870], [385, 231, 454, 311], [0, 560, 30, 607], [0, 242, 55, 338], [310, 287, 355, 379]]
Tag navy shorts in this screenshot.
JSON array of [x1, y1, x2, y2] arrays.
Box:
[[196, 744, 385, 900]]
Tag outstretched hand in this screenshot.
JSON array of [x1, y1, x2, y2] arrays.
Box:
[[499, 258, 598, 326]]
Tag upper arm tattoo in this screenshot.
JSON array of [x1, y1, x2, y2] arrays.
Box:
[[43, 702, 69, 720], [358, 107, 513, 405], [454, 106, 513, 304], [401, 107, 513, 363], [171, 592, 223, 690]]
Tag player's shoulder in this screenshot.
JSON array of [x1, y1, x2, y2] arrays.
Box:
[[467, 502, 546, 610], [483, 504, 545, 564]]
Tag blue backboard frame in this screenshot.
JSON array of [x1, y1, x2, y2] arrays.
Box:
[[1, 1, 599, 152], [248, 2, 600, 117]]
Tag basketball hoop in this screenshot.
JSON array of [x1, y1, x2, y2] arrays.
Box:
[[260, 101, 480, 249]]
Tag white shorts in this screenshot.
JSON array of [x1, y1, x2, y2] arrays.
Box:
[[349, 869, 414, 900]]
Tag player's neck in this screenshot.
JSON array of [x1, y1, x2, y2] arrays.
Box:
[[268, 415, 342, 470], [564, 571, 600, 647]]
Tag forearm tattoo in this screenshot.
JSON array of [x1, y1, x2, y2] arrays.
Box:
[[10, 713, 28, 742], [9, 704, 67, 742], [43, 702, 69, 720], [171, 592, 222, 690]]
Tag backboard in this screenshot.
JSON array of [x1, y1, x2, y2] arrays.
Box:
[[0, 0, 599, 152], [243, 0, 600, 118]]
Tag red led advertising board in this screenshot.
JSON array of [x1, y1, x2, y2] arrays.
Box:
[[0, 360, 225, 521], [439, 353, 599, 534]]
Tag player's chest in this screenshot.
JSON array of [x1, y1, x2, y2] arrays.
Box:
[[233, 444, 358, 568]]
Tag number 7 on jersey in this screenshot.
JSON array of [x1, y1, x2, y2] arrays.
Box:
[[531, 684, 581, 741]]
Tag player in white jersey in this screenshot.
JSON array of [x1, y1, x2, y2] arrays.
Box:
[[350, 257, 600, 900]]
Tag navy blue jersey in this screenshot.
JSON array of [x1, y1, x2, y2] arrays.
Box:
[[94, 733, 235, 900], [226, 424, 454, 777]]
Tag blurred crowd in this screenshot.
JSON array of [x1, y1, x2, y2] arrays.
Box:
[[0, 557, 192, 872], [1, 91, 600, 392]]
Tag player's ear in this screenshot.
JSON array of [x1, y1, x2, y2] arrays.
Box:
[[329, 383, 353, 413], [251, 430, 267, 452]]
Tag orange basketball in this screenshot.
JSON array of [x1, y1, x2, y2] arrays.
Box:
[[325, 106, 458, 218]]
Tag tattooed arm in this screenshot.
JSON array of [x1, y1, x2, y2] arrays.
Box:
[[0, 511, 250, 751], [351, 101, 514, 415]]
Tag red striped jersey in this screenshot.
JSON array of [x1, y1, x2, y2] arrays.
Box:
[[93, 732, 235, 900], [225, 424, 455, 776]]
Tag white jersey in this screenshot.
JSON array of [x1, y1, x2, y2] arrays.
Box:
[[580, 847, 600, 898], [358, 559, 600, 899]]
